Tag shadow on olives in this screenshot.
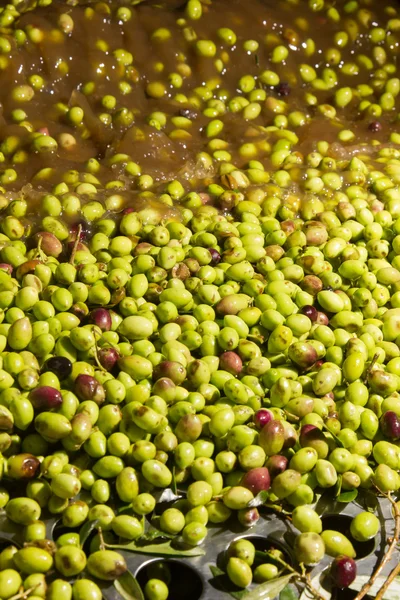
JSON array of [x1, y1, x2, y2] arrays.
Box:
[[219, 534, 293, 571], [320, 514, 375, 559], [135, 558, 204, 600]]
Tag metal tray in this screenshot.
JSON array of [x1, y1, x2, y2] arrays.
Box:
[[0, 492, 395, 600]]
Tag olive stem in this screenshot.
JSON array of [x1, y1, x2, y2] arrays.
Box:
[[263, 502, 292, 520], [8, 586, 38, 600], [69, 224, 82, 264], [354, 488, 400, 600], [98, 526, 106, 551], [373, 492, 400, 600], [363, 352, 380, 384], [264, 552, 326, 600]]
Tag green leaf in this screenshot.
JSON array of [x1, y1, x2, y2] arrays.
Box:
[[79, 519, 99, 548], [322, 423, 344, 448], [248, 490, 269, 508], [209, 566, 246, 600], [334, 474, 342, 498], [114, 571, 145, 600], [140, 526, 175, 542], [349, 575, 400, 599], [108, 540, 205, 557], [280, 585, 299, 600], [337, 490, 358, 503], [241, 574, 294, 600]]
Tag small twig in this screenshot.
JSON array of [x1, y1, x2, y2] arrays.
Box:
[[375, 494, 400, 600], [265, 552, 326, 600], [8, 586, 38, 600], [363, 352, 380, 384], [264, 502, 292, 520], [354, 487, 400, 600], [92, 327, 106, 372], [69, 224, 82, 264], [97, 526, 106, 551], [284, 409, 300, 421]]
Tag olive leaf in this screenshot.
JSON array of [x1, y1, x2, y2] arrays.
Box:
[[349, 575, 400, 599], [172, 466, 177, 496], [108, 540, 205, 557], [247, 490, 269, 508], [279, 584, 299, 600], [140, 526, 175, 542], [322, 423, 344, 448], [337, 490, 358, 503], [114, 570, 145, 600], [209, 566, 246, 600], [153, 487, 182, 504], [241, 574, 294, 600], [79, 519, 99, 548], [334, 474, 342, 498]]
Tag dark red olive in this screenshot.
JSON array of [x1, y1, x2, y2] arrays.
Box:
[[88, 308, 112, 331], [253, 409, 273, 430], [380, 411, 400, 440], [29, 386, 63, 410], [208, 248, 221, 265], [368, 121, 382, 132], [42, 356, 72, 380], [241, 467, 271, 494], [301, 305, 318, 321], [98, 347, 120, 371], [219, 351, 242, 375], [74, 375, 105, 404], [265, 455, 288, 478], [330, 555, 357, 588]]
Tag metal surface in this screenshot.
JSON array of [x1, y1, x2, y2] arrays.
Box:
[[100, 493, 398, 599], [0, 493, 395, 599]]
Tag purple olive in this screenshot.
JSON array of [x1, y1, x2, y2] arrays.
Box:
[[241, 467, 271, 494], [42, 356, 72, 380], [208, 248, 221, 265], [368, 121, 382, 132], [98, 347, 120, 371], [301, 305, 318, 321], [70, 220, 91, 242], [276, 81, 291, 96], [380, 411, 400, 440], [265, 455, 288, 478], [74, 375, 105, 405], [253, 409, 273, 430], [219, 351, 243, 376], [330, 555, 357, 588], [88, 308, 112, 332], [29, 386, 63, 410]]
